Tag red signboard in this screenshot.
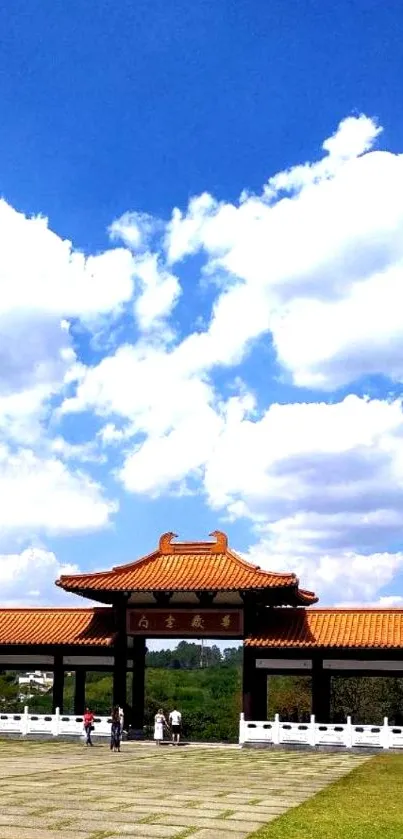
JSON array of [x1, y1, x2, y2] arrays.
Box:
[[127, 608, 243, 638]]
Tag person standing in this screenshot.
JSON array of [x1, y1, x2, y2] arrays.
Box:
[[110, 706, 121, 752], [83, 707, 94, 747], [154, 709, 167, 745], [169, 708, 182, 745]]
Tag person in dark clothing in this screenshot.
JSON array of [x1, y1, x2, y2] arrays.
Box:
[[83, 708, 94, 747], [110, 706, 121, 752]]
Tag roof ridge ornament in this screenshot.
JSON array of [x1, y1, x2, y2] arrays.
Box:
[[158, 530, 228, 554], [209, 530, 228, 553], [159, 532, 178, 554]]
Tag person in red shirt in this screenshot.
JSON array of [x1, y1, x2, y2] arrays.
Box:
[[83, 708, 94, 746]]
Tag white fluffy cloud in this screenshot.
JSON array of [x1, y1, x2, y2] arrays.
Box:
[[132, 254, 181, 331], [62, 341, 223, 493], [62, 343, 214, 436], [203, 395, 403, 602], [0, 199, 136, 437], [0, 446, 116, 537], [165, 114, 403, 388], [0, 200, 135, 319], [204, 396, 403, 514], [248, 542, 403, 606], [0, 197, 128, 603], [109, 212, 181, 331], [109, 210, 160, 251], [0, 547, 82, 606]]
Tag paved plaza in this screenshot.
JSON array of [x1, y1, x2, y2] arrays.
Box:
[[0, 740, 368, 839]]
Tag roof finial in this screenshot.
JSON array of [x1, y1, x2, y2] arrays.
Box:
[[209, 530, 228, 553], [159, 532, 178, 554]]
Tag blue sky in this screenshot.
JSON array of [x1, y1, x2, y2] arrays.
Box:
[[1, 0, 403, 611]]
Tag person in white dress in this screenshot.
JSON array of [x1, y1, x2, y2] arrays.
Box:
[[154, 709, 166, 745]]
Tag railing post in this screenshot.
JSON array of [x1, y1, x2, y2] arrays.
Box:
[[52, 707, 60, 737], [345, 715, 352, 748], [239, 712, 246, 745], [21, 705, 29, 736], [382, 716, 389, 750], [273, 713, 280, 745], [309, 714, 316, 747]]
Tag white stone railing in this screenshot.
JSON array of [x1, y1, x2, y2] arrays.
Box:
[[239, 713, 403, 749], [0, 708, 112, 737]]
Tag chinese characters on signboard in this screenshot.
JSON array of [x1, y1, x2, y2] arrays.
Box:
[[127, 609, 243, 637]]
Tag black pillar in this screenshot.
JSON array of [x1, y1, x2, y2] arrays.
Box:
[[113, 596, 128, 711], [52, 654, 64, 713], [242, 645, 253, 720], [252, 668, 268, 720], [312, 658, 331, 722], [113, 650, 127, 710], [242, 647, 267, 720], [74, 669, 86, 714], [131, 636, 146, 730]]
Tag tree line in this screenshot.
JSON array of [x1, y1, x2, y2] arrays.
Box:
[[146, 640, 243, 669]]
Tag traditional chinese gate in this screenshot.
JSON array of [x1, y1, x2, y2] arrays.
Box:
[[57, 531, 316, 730]]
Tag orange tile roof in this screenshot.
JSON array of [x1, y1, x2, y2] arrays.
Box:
[[56, 531, 317, 605], [0, 608, 116, 647], [1, 605, 402, 650], [246, 608, 403, 649]]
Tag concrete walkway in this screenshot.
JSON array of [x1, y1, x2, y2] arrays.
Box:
[[0, 740, 368, 838]]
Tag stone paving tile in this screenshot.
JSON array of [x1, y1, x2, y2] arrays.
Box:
[[194, 832, 249, 839], [0, 815, 58, 828], [252, 800, 307, 809], [0, 830, 92, 839], [123, 804, 231, 817], [13, 797, 128, 811], [127, 798, 173, 808], [157, 814, 267, 832], [51, 807, 155, 824], [187, 801, 240, 812], [226, 809, 284, 822], [92, 827, 187, 837], [106, 836, 161, 839], [167, 806, 232, 818]]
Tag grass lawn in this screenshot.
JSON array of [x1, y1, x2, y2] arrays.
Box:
[[251, 754, 403, 839]]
